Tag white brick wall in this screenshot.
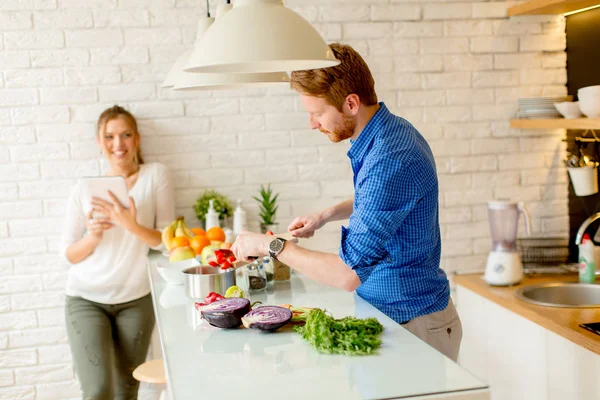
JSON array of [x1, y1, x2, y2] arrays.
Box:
[[0, 0, 569, 398]]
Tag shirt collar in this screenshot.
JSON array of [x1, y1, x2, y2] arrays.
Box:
[[347, 102, 389, 162]]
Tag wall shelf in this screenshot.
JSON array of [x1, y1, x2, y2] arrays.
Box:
[[510, 118, 600, 129], [508, 0, 600, 16]]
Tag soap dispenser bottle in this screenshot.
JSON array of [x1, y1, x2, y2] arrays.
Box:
[[233, 199, 248, 237], [579, 234, 596, 283], [205, 199, 220, 231]]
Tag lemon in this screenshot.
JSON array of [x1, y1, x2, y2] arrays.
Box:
[[225, 285, 245, 298]]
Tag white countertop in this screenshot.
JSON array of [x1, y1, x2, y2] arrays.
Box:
[[147, 253, 489, 400]]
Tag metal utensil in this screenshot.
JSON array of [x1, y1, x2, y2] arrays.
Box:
[[182, 266, 236, 299], [564, 153, 579, 167], [580, 155, 591, 167]]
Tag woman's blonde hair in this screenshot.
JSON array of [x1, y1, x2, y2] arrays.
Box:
[[97, 105, 144, 165], [289, 43, 377, 111]]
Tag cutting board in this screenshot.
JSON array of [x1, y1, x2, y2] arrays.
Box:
[[272, 232, 299, 243]]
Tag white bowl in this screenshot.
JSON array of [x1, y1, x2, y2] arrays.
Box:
[[578, 85, 600, 97], [579, 96, 600, 118], [157, 258, 201, 285], [578, 91, 600, 99], [554, 101, 581, 119]]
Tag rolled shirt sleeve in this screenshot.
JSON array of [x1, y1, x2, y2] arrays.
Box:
[[339, 154, 421, 283]]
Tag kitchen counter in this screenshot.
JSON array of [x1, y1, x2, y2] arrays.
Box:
[[454, 273, 600, 356], [147, 253, 489, 400]]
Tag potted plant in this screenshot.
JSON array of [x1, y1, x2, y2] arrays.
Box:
[[253, 184, 279, 234], [194, 190, 233, 229]]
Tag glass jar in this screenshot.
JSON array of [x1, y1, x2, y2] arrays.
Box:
[[263, 256, 274, 283], [273, 259, 291, 281], [246, 261, 267, 292]]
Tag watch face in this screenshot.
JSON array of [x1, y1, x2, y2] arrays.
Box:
[[269, 238, 284, 254]]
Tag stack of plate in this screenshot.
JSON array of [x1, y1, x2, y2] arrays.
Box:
[[517, 96, 573, 119]]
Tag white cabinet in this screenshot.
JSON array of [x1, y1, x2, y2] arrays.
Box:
[[456, 285, 600, 400], [547, 330, 600, 400]]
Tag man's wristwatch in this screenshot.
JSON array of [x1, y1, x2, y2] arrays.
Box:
[[268, 238, 287, 260]]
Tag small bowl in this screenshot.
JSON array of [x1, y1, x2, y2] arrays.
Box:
[[183, 266, 236, 300], [579, 96, 600, 118], [578, 85, 600, 97], [156, 258, 200, 285], [554, 101, 581, 119]]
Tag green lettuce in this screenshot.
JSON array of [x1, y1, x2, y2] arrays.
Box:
[[294, 308, 384, 356]]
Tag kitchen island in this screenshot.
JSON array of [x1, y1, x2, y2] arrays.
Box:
[[147, 253, 489, 400]]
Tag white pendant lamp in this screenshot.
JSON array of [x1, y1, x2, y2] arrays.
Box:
[[162, 51, 196, 89], [161, 16, 214, 89], [170, 51, 289, 90], [184, 0, 340, 74], [162, 5, 289, 91]]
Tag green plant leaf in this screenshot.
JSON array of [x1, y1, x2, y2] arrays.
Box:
[[194, 190, 233, 221], [254, 183, 279, 225]]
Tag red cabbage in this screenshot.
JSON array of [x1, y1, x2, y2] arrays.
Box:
[[197, 298, 251, 329], [242, 306, 293, 332]]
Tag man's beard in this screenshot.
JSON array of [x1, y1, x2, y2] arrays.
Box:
[[319, 114, 356, 143]]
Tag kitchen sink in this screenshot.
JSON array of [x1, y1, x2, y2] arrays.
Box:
[[515, 282, 600, 308]]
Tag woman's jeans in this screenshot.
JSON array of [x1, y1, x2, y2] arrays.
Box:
[[65, 294, 155, 400]]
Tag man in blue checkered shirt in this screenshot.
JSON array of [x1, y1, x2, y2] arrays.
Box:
[[232, 43, 462, 361]]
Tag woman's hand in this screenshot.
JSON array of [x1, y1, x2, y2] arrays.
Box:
[[85, 209, 114, 240], [91, 192, 138, 233]]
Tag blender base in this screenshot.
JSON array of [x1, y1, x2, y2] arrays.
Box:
[[484, 251, 523, 286]]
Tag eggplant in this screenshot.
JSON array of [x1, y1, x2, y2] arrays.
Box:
[[242, 306, 293, 332], [197, 298, 251, 329]]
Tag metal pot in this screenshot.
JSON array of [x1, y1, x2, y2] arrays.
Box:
[[182, 266, 236, 300]]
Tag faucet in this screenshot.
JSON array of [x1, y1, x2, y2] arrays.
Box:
[[575, 212, 600, 245]]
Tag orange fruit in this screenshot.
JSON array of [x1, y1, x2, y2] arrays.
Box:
[[170, 236, 190, 249], [220, 242, 233, 250], [190, 235, 211, 255], [191, 227, 206, 237], [206, 227, 226, 243]]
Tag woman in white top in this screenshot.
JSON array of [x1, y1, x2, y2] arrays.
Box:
[[60, 105, 175, 399]]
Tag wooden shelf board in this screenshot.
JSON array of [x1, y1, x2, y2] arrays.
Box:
[[510, 118, 600, 129], [508, 0, 600, 16]]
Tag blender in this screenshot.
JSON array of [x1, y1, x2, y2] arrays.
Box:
[[484, 200, 531, 286]]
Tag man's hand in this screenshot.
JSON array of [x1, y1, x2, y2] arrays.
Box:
[[231, 230, 272, 262], [287, 211, 326, 238], [91, 192, 138, 233]]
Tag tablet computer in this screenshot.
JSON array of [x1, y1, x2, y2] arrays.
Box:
[[80, 176, 129, 219]]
